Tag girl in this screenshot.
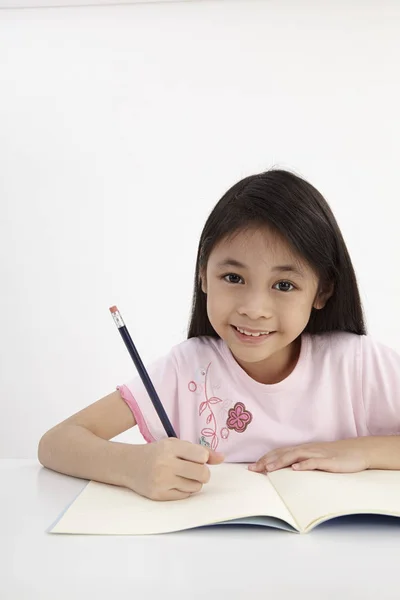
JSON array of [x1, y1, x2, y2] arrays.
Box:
[[38, 169, 400, 501]]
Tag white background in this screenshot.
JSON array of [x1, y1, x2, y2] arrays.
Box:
[[0, 0, 191, 7], [1, 0, 400, 458]]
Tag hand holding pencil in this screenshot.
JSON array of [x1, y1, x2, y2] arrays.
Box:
[[110, 305, 224, 500], [121, 437, 224, 501]]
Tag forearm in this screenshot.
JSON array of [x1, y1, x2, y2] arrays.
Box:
[[38, 424, 144, 487], [364, 435, 400, 470]]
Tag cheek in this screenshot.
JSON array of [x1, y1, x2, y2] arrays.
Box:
[[272, 298, 314, 327], [206, 290, 232, 321], [208, 295, 226, 316], [296, 295, 316, 312]]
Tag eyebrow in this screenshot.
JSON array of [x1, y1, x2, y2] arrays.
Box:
[[215, 258, 305, 278]]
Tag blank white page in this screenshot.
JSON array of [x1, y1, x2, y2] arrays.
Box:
[[268, 468, 400, 532], [50, 463, 298, 535]]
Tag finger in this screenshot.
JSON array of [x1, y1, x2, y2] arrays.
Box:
[[292, 458, 341, 472], [251, 449, 321, 472], [162, 489, 192, 501], [248, 460, 267, 473], [173, 475, 204, 494], [173, 440, 210, 464], [268, 449, 323, 471], [174, 459, 211, 484], [248, 447, 296, 472], [207, 450, 225, 465], [176, 442, 224, 465]]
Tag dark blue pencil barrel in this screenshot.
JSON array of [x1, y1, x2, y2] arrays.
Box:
[[117, 323, 177, 438]]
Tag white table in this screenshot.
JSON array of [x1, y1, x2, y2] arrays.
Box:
[[1, 460, 400, 600]]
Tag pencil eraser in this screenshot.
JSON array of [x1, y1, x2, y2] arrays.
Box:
[[109, 306, 118, 313]]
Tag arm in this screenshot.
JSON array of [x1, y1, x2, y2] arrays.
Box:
[[38, 390, 224, 500], [249, 435, 400, 474], [37, 390, 141, 488]]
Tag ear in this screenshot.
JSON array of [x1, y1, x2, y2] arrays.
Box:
[[313, 282, 334, 310], [199, 268, 207, 294]]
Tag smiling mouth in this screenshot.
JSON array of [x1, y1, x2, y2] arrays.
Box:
[[232, 325, 276, 338]]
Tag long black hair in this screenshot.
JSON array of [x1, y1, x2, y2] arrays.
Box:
[[188, 169, 367, 339]]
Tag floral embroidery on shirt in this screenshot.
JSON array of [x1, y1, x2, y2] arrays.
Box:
[[188, 381, 198, 392], [221, 427, 229, 439], [188, 362, 230, 451], [226, 402, 253, 433]]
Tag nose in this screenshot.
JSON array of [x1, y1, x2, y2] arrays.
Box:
[[237, 290, 274, 321]]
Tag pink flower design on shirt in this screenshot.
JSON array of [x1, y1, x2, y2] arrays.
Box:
[[226, 402, 253, 433]]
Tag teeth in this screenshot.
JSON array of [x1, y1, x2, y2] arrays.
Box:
[[236, 326, 270, 337]]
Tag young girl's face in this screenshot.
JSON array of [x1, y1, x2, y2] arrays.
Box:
[[201, 226, 330, 384]]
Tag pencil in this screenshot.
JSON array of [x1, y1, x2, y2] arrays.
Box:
[[109, 305, 177, 438]]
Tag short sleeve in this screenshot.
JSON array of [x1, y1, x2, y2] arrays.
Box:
[[361, 335, 400, 435], [117, 349, 179, 443]]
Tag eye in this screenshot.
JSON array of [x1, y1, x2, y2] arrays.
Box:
[[221, 274, 296, 292], [273, 281, 296, 292], [221, 273, 243, 284]]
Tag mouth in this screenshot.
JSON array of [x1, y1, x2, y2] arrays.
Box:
[[231, 325, 276, 344]]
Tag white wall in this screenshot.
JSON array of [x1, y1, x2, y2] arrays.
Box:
[[1, 0, 400, 458]]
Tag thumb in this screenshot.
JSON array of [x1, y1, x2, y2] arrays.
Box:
[[207, 449, 225, 464]]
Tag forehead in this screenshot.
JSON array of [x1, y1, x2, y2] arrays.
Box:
[[210, 226, 303, 265]]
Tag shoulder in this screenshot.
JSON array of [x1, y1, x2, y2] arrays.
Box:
[[306, 330, 362, 356], [304, 331, 364, 372], [357, 334, 400, 372], [306, 330, 400, 367]]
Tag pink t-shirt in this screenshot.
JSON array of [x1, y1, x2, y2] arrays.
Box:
[[117, 331, 400, 463]]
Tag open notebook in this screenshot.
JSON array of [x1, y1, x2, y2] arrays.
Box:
[[49, 463, 400, 535]]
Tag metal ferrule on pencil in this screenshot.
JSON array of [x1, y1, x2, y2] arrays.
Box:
[[110, 308, 125, 329]]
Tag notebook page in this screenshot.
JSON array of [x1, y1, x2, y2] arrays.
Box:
[[50, 463, 298, 535], [268, 468, 400, 532]]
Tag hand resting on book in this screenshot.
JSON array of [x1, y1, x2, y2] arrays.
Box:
[[249, 437, 374, 474]]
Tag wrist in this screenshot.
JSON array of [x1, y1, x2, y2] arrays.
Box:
[[360, 435, 377, 469], [361, 435, 400, 470], [114, 442, 148, 489]]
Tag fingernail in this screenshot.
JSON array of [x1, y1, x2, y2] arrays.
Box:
[[248, 464, 257, 470], [292, 463, 299, 470], [266, 463, 275, 470]]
